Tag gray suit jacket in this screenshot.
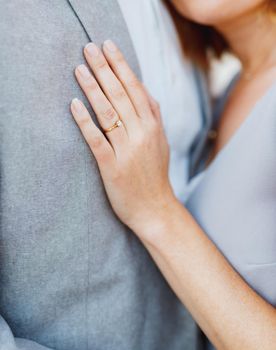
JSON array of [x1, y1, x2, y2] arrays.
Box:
[[0, 1, 207, 349]]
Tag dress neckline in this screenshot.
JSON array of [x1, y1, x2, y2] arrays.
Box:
[[203, 79, 276, 174]]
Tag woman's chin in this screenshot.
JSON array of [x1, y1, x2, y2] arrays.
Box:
[[171, 0, 267, 26], [171, 3, 229, 26]]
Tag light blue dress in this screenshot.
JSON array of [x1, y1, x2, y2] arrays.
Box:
[[187, 80, 276, 349]]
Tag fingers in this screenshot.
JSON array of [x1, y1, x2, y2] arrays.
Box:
[[75, 64, 128, 151], [83, 42, 140, 134], [142, 85, 162, 123], [70, 98, 116, 172], [102, 40, 153, 120]]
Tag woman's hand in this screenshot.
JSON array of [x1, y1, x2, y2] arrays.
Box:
[[70, 41, 276, 350], [71, 40, 176, 235]]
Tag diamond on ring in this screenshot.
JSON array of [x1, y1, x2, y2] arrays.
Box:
[[104, 119, 123, 133]]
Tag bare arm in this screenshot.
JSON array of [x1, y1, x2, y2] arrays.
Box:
[[139, 200, 276, 350]]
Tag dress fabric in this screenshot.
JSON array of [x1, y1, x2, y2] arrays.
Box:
[[118, 0, 203, 203], [187, 80, 276, 349]]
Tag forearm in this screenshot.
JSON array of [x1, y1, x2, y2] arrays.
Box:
[[138, 199, 276, 350]]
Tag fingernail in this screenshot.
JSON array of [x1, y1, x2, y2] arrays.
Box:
[[71, 98, 83, 112], [77, 64, 91, 79], [104, 39, 117, 52], [85, 42, 99, 57]]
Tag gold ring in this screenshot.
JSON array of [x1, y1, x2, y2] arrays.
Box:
[[104, 119, 123, 133]]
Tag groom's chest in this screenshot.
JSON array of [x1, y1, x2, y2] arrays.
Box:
[[0, 0, 139, 252], [1, 0, 139, 145]]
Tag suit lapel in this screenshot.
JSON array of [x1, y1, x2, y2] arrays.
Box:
[[66, 0, 141, 79]]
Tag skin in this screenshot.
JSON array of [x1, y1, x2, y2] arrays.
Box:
[[70, 2, 276, 349], [171, 0, 276, 159], [171, 0, 268, 26]]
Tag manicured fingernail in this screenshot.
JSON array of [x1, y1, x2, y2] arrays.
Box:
[[71, 98, 82, 112], [104, 39, 117, 52], [85, 42, 99, 57], [77, 64, 91, 79]]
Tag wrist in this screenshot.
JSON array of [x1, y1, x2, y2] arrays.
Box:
[[130, 192, 182, 246]]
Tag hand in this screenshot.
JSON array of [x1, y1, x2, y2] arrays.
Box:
[[70, 40, 176, 236]]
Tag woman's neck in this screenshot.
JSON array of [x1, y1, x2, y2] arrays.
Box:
[[216, 8, 276, 76]]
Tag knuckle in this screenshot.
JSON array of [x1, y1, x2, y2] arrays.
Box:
[[127, 76, 141, 89], [114, 51, 125, 64], [94, 59, 107, 71], [101, 107, 117, 120], [90, 135, 103, 148], [97, 150, 111, 163], [110, 86, 126, 100], [77, 115, 90, 128], [86, 78, 98, 90], [133, 134, 146, 149]]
